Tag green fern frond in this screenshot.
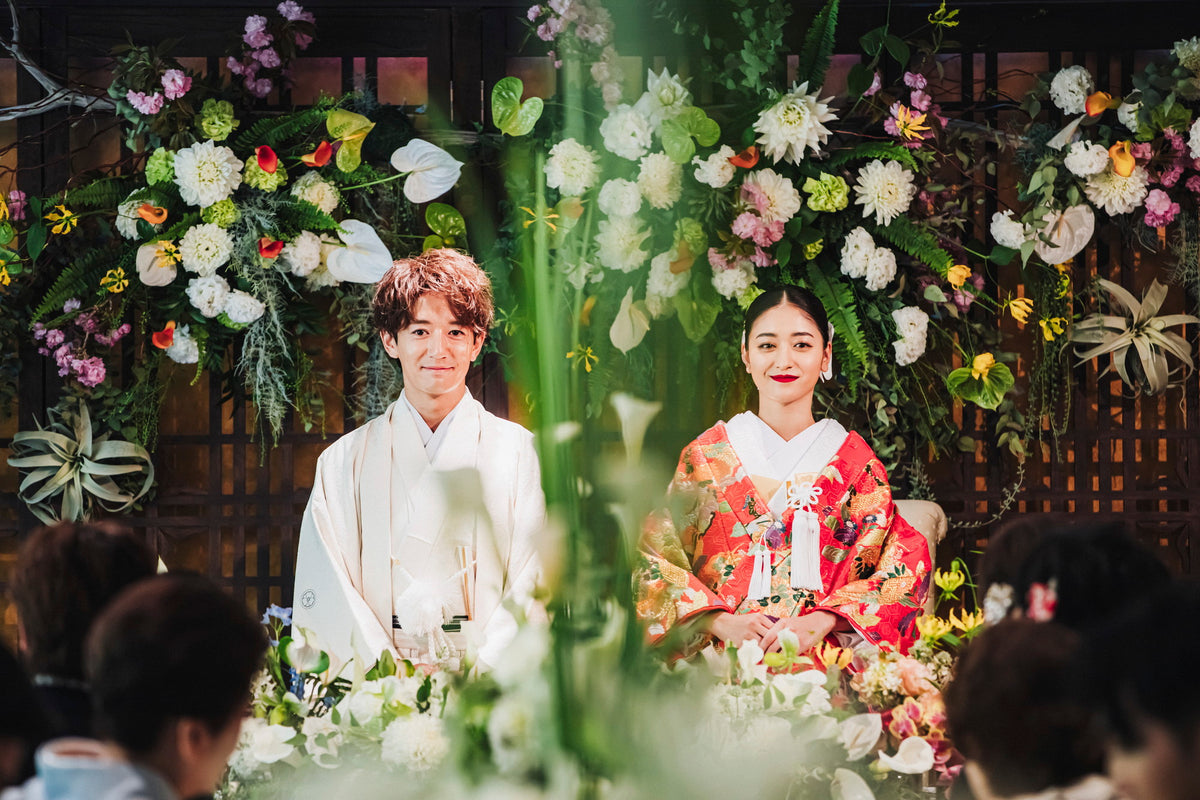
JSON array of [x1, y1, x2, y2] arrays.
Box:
[[233, 107, 329, 152], [33, 248, 117, 321], [795, 0, 839, 89], [804, 263, 869, 389], [278, 201, 341, 235], [157, 212, 203, 242], [825, 142, 920, 172], [876, 216, 955, 276], [63, 177, 141, 209]]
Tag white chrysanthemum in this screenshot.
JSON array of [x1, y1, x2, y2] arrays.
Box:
[[989, 210, 1031, 249], [637, 153, 682, 210], [853, 159, 916, 226], [174, 139, 244, 208], [647, 251, 688, 300], [891, 306, 929, 367], [1048, 65, 1094, 115], [281, 230, 322, 277], [1174, 36, 1200, 74], [1085, 165, 1149, 216], [743, 168, 802, 224], [864, 247, 897, 291], [1063, 141, 1110, 177], [186, 274, 231, 318], [290, 171, 340, 215], [600, 104, 654, 161], [544, 138, 600, 196], [164, 324, 199, 364], [712, 265, 755, 300], [692, 145, 735, 189], [633, 68, 692, 130], [839, 227, 875, 280], [753, 81, 837, 164], [598, 178, 642, 218], [116, 194, 160, 240], [1118, 101, 1141, 132], [595, 215, 650, 273], [379, 715, 449, 772], [1190, 118, 1200, 159], [178, 222, 234, 276], [223, 290, 266, 325]]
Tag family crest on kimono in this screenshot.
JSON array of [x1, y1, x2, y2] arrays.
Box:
[[292, 249, 544, 670], [637, 286, 931, 661]]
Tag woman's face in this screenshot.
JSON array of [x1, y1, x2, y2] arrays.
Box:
[[1108, 720, 1200, 800], [741, 302, 831, 406]]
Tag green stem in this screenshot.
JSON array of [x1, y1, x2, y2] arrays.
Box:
[[338, 171, 407, 192]]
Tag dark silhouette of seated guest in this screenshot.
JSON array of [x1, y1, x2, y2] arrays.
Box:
[[4, 573, 266, 800], [8, 520, 157, 738], [0, 641, 49, 789]]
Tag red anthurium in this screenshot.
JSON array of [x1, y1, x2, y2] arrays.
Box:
[[256, 145, 279, 174], [301, 140, 333, 167], [151, 320, 176, 350], [729, 145, 760, 169], [137, 203, 168, 224], [1085, 91, 1114, 117], [258, 237, 285, 259], [1109, 140, 1135, 178]]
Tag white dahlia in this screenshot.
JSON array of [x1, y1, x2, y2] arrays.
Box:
[[692, 145, 736, 189], [1063, 141, 1110, 178], [280, 230, 323, 277], [853, 159, 916, 226], [544, 138, 600, 196], [174, 139, 244, 208], [597, 178, 642, 218], [989, 210, 1031, 249], [743, 168, 802, 224], [178, 223, 234, 276], [222, 290, 266, 325], [186, 274, 231, 318], [753, 81, 837, 164], [1084, 165, 1149, 216], [290, 171, 340, 215], [164, 325, 200, 364], [1048, 65, 1094, 115], [379, 715, 449, 773], [595, 215, 650, 272], [839, 227, 875, 280], [864, 247, 897, 291], [1174, 36, 1200, 74], [637, 153, 682, 210]]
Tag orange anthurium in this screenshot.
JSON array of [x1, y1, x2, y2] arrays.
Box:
[[729, 145, 760, 169], [1109, 140, 1135, 178], [137, 203, 168, 225], [256, 145, 279, 174], [258, 237, 284, 258], [151, 321, 176, 350], [301, 140, 333, 167], [1085, 91, 1114, 117]]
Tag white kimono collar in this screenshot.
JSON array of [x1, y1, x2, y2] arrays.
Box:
[[724, 412, 848, 518], [401, 388, 473, 459]]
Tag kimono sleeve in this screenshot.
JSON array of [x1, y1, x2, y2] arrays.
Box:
[[817, 457, 930, 653]]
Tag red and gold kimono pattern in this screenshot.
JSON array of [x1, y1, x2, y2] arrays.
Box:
[[637, 422, 930, 657]]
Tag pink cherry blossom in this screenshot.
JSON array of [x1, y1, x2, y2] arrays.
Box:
[[247, 78, 274, 98], [126, 90, 164, 115], [903, 71, 927, 90], [254, 48, 282, 68], [910, 89, 932, 112], [293, 31, 313, 49], [160, 69, 192, 100], [527, 4, 542, 20], [243, 15, 273, 48], [277, 1, 314, 22]]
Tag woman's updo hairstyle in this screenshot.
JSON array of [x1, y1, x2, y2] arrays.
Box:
[[742, 285, 830, 348]]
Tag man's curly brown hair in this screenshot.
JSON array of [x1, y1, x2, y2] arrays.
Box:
[[371, 248, 494, 339]]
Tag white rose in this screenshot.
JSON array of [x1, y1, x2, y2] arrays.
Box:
[[990, 210, 1030, 249]]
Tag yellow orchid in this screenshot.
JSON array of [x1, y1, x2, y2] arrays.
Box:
[[894, 105, 932, 141], [916, 615, 953, 641], [519, 205, 560, 232], [950, 608, 986, 634], [970, 353, 995, 380], [814, 642, 854, 671], [45, 204, 79, 235], [0, 198, 8, 220], [1008, 296, 1033, 324], [99, 267, 128, 293], [566, 345, 598, 373], [933, 567, 966, 594], [947, 264, 971, 289], [1040, 316, 1067, 341], [928, 0, 959, 27], [0, 265, 9, 287]]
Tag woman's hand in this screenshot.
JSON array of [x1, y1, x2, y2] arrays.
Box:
[[704, 611, 774, 647], [759, 610, 841, 654]]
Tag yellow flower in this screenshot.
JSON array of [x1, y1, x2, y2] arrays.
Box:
[[520, 205, 559, 232], [566, 345, 598, 373], [947, 264, 971, 289], [814, 642, 853, 671], [1008, 296, 1033, 324], [99, 267, 128, 293], [45, 204, 79, 235], [0, 265, 9, 287], [970, 353, 995, 381], [157, 241, 181, 265], [950, 608, 986, 634], [0, 198, 8, 220], [894, 105, 932, 141], [933, 568, 966, 594], [916, 615, 952, 640], [1039, 316, 1067, 341], [928, 0, 959, 27]]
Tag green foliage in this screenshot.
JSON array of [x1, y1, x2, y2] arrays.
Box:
[[946, 360, 1015, 410], [233, 106, 329, 152], [876, 216, 955, 277], [825, 142, 920, 172], [277, 201, 340, 235], [794, 0, 839, 89], [660, 107, 721, 164], [32, 248, 116, 321], [804, 264, 869, 386], [64, 176, 141, 209], [491, 77, 544, 137]]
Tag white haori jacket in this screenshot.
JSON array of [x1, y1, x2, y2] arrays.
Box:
[[292, 391, 544, 670]]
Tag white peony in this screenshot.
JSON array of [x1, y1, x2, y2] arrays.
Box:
[[186, 274, 230, 318], [1174, 36, 1200, 74], [646, 251, 688, 299], [864, 247, 897, 291], [712, 265, 755, 299], [891, 306, 929, 367], [280, 230, 322, 277], [692, 145, 735, 189], [222, 290, 266, 325], [174, 139, 244, 207], [989, 210, 1030, 249], [753, 81, 837, 164], [633, 68, 692, 130], [600, 104, 654, 161], [1085, 165, 1149, 216], [637, 152, 683, 210], [290, 171, 340, 215], [178, 222, 234, 276], [164, 324, 199, 364], [1048, 65, 1094, 115], [544, 138, 600, 196], [595, 215, 650, 272], [380, 714, 449, 772], [1190, 118, 1200, 159], [1118, 101, 1141, 132], [597, 178, 642, 218], [840, 227, 875, 280], [116, 194, 160, 240], [743, 168, 802, 224], [853, 159, 916, 226], [1063, 140, 1110, 177]]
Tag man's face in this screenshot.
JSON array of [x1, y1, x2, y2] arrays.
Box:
[[1108, 720, 1200, 800], [380, 293, 484, 405]]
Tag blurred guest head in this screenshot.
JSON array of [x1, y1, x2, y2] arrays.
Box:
[[0, 640, 49, 788]]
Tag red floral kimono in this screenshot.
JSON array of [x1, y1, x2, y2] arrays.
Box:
[[637, 420, 930, 657]]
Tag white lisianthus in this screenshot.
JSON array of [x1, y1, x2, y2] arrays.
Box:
[[1118, 101, 1141, 132], [116, 194, 161, 240], [853, 159, 916, 226], [544, 138, 600, 196], [989, 210, 1031, 249], [599, 104, 653, 161], [290, 171, 340, 215], [753, 81, 837, 164], [743, 168, 802, 224], [164, 324, 199, 364], [878, 736, 936, 774], [1063, 141, 1110, 177], [840, 227, 875, 280], [692, 145, 736, 189], [637, 153, 683, 210], [222, 290, 266, 325], [178, 222, 234, 276], [891, 306, 929, 367], [646, 251, 688, 300], [174, 139, 244, 207], [1174, 36, 1200, 74], [595, 215, 650, 272], [712, 264, 755, 300], [280, 230, 322, 277], [186, 274, 231, 318], [597, 178, 642, 218], [1190, 118, 1200, 159], [864, 247, 897, 291], [1048, 65, 1094, 115], [1084, 165, 1149, 216], [380, 714, 449, 772], [633, 68, 692, 129]]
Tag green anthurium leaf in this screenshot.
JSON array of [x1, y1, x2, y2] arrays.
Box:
[[425, 202, 466, 240], [421, 234, 444, 252], [660, 118, 695, 164], [679, 106, 721, 147], [673, 277, 720, 341], [946, 362, 1015, 410], [491, 76, 543, 137]]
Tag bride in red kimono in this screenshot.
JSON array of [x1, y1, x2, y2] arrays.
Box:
[[637, 285, 930, 660]]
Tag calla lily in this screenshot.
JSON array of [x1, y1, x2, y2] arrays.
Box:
[[137, 203, 168, 225], [878, 736, 936, 774], [729, 145, 759, 168], [609, 288, 650, 354], [151, 320, 176, 349], [258, 237, 284, 259], [136, 241, 179, 287], [326, 109, 376, 172], [389, 139, 464, 204], [610, 392, 662, 464], [832, 768, 876, 800], [301, 140, 333, 167], [1034, 205, 1094, 264], [327, 219, 393, 283], [256, 145, 279, 174], [1085, 90, 1114, 116], [284, 627, 329, 674], [1109, 140, 1135, 178], [1045, 115, 1084, 151], [735, 639, 768, 684], [840, 714, 883, 760]]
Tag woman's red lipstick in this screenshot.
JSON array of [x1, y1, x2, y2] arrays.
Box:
[[770, 375, 798, 383]]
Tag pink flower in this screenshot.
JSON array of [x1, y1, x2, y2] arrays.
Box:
[[94, 324, 131, 348], [227, 55, 246, 76], [63, 299, 81, 313], [1160, 164, 1184, 188], [72, 356, 106, 387], [1143, 188, 1180, 228], [731, 211, 758, 240], [888, 697, 923, 739], [1186, 175, 1200, 194], [293, 31, 313, 49], [126, 90, 164, 115], [244, 15, 273, 48], [277, 1, 314, 22], [896, 657, 936, 697], [7, 189, 26, 221], [247, 78, 274, 98], [707, 247, 732, 271], [903, 71, 927, 90], [536, 17, 563, 41], [864, 71, 882, 97], [44, 329, 65, 348], [750, 246, 776, 268], [76, 313, 99, 334], [740, 181, 769, 215], [253, 48, 282, 68], [1026, 582, 1057, 622], [1164, 128, 1185, 155], [160, 69, 191, 100], [527, 4, 542, 20], [910, 89, 931, 112], [1130, 142, 1153, 161]]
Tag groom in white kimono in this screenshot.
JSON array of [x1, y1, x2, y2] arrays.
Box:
[[293, 248, 544, 669]]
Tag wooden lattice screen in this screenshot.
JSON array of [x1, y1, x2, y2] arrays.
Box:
[[1, 1, 1198, 643]]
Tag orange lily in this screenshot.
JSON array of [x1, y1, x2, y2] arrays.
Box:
[[729, 145, 759, 169], [258, 237, 284, 259], [151, 321, 176, 350], [137, 203, 168, 225], [256, 145, 279, 174], [1109, 140, 1135, 178], [301, 140, 333, 168], [1085, 91, 1116, 117]]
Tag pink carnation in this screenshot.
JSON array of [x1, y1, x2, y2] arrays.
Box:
[[1186, 175, 1200, 194], [72, 356, 106, 388], [7, 189, 26, 221], [707, 247, 732, 271], [126, 90, 164, 115], [903, 71, 927, 90], [160, 69, 191, 100], [750, 246, 775, 268], [1143, 188, 1180, 228], [277, 1, 314, 22], [1160, 164, 1184, 188], [253, 48, 282, 68], [1164, 128, 1186, 155], [1131, 142, 1153, 161], [244, 15, 273, 48]]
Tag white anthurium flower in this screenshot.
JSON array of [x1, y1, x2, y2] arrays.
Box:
[[840, 714, 883, 760], [1045, 115, 1085, 151], [285, 628, 325, 674], [246, 719, 297, 764], [877, 736, 936, 774], [832, 768, 876, 800], [610, 392, 662, 464], [327, 220, 393, 283], [1034, 204, 1095, 264], [390, 138, 464, 203], [135, 242, 179, 287], [609, 287, 650, 353], [736, 639, 768, 684]]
